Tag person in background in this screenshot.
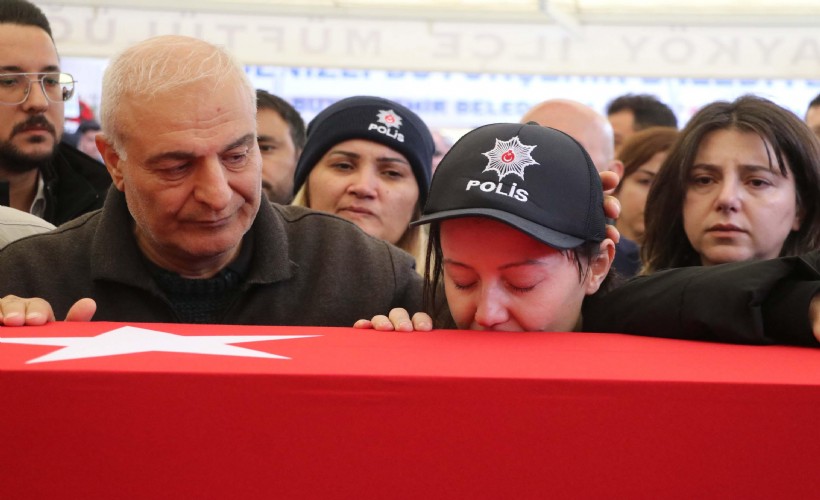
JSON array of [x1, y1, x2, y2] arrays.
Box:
[[641, 95, 820, 273], [0, 0, 110, 225], [520, 98, 637, 277], [0, 35, 422, 326], [430, 128, 453, 172], [75, 120, 103, 162], [612, 126, 679, 275], [256, 89, 305, 204], [291, 96, 435, 270], [521, 99, 623, 179], [805, 93, 820, 140], [0, 204, 53, 249], [606, 93, 678, 155]]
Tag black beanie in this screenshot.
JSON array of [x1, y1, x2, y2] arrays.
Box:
[[293, 96, 435, 204]]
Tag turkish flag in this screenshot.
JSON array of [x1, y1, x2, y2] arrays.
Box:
[[3, 322, 820, 498]]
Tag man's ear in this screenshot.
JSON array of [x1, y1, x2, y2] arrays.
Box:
[[585, 238, 616, 295], [96, 134, 125, 192]]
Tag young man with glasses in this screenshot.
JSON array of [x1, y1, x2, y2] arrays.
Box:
[[0, 0, 110, 225]]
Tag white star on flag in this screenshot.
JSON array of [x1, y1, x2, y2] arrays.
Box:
[[0, 326, 318, 364]]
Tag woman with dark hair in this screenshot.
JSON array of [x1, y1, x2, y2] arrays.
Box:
[[641, 95, 820, 273]]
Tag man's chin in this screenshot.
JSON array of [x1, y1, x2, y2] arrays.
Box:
[[177, 234, 243, 259], [0, 140, 58, 174]]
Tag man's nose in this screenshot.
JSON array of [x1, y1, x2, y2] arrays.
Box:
[[21, 79, 50, 111], [193, 159, 233, 211]]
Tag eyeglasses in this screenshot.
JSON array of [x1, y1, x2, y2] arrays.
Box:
[[0, 72, 76, 105]]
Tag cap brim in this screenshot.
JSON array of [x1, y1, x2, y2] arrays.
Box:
[[413, 208, 586, 250]]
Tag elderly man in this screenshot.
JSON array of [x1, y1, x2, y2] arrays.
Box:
[[0, 0, 110, 225], [521, 99, 623, 179], [0, 35, 421, 326], [520, 99, 639, 277]]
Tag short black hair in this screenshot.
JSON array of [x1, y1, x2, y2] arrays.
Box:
[[808, 93, 820, 110], [0, 0, 52, 38], [607, 94, 678, 130], [255, 89, 306, 151], [77, 120, 101, 135]]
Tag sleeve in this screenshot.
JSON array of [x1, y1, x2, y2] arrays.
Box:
[[582, 252, 820, 346], [386, 243, 424, 313]]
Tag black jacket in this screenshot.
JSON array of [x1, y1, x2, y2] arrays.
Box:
[[583, 254, 820, 346], [40, 143, 111, 225]]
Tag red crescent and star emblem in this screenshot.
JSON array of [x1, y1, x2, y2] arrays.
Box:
[[376, 109, 403, 129], [482, 136, 539, 181]]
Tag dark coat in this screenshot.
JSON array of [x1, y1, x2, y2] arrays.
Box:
[[40, 143, 111, 226], [0, 189, 423, 326], [583, 253, 820, 346]]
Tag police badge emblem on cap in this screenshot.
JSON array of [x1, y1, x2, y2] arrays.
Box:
[[292, 96, 435, 203], [370, 109, 404, 142]]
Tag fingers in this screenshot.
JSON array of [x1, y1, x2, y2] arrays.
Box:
[[410, 312, 434, 331], [352, 319, 375, 329], [604, 196, 622, 244], [352, 308, 424, 332], [810, 294, 820, 343], [600, 172, 622, 244], [388, 308, 416, 331], [603, 195, 621, 220], [369, 314, 397, 331], [352, 316, 402, 331], [606, 225, 621, 245], [0, 295, 56, 326], [599, 170, 620, 194], [66, 298, 97, 322]]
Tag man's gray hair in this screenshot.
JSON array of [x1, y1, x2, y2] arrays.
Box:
[[100, 35, 255, 157]]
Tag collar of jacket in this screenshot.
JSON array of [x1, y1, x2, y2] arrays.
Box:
[[89, 187, 295, 292]]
